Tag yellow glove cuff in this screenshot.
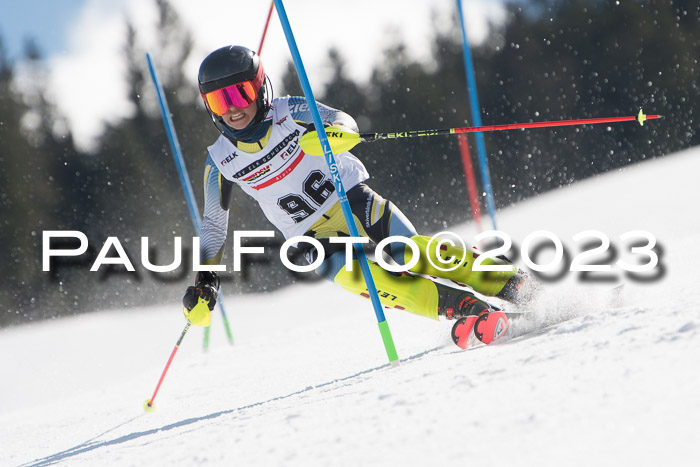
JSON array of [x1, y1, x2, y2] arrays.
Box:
[[183, 298, 212, 327]]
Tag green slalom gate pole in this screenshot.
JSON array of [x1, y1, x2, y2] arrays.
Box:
[[273, 0, 399, 365], [146, 53, 234, 349]]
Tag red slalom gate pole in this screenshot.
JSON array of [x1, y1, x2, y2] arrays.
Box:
[[258, 1, 275, 55], [144, 322, 191, 412], [457, 134, 483, 233]]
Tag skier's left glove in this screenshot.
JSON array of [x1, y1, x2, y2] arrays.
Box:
[[182, 272, 220, 326], [300, 121, 331, 135], [299, 122, 360, 156]]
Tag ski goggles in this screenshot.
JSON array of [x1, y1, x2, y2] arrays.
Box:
[[200, 66, 266, 116]]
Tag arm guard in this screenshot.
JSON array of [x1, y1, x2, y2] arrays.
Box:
[[199, 153, 231, 265]]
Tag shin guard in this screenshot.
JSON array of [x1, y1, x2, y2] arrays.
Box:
[[333, 260, 440, 320]]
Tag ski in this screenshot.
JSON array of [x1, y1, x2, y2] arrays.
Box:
[[451, 283, 626, 349], [451, 310, 510, 349]]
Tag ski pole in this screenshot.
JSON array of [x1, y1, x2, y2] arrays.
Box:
[[299, 110, 661, 156], [367, 110, 660, 141], [144, 322, 191, 412]]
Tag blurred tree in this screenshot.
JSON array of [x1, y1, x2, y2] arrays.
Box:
[[0, 38, 91, 325], [474, 0, 699, 204], [0, 37, 35, 324]]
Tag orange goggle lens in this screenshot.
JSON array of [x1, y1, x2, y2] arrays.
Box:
[[202, 81, 258, 116]]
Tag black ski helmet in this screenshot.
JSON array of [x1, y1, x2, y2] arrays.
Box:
[[198, 45, 271, 140]]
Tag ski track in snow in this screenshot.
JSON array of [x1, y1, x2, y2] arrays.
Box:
[[2, 148, 700, 466]]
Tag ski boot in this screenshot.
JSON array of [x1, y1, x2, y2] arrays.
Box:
[[495, 268, 541, 306], [437, 284, 509, 349]]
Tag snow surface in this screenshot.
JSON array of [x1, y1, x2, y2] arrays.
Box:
[[2, 148, 699, 466]]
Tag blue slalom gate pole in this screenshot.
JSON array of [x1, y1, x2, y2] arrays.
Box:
[[146, 54, 201, 231], [146, 53, 234, 347], [273, 0, 399, 366], [456, 0, 498, 230]]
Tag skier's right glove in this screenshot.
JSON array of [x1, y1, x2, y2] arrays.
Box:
[[182, 271, 220, 326]]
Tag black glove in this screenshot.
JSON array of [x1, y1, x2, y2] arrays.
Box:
[[183, 271, 220, 312], [301, 121, 332, 135]]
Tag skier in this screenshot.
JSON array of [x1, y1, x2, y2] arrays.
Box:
[[183, 45, 536, 345]]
